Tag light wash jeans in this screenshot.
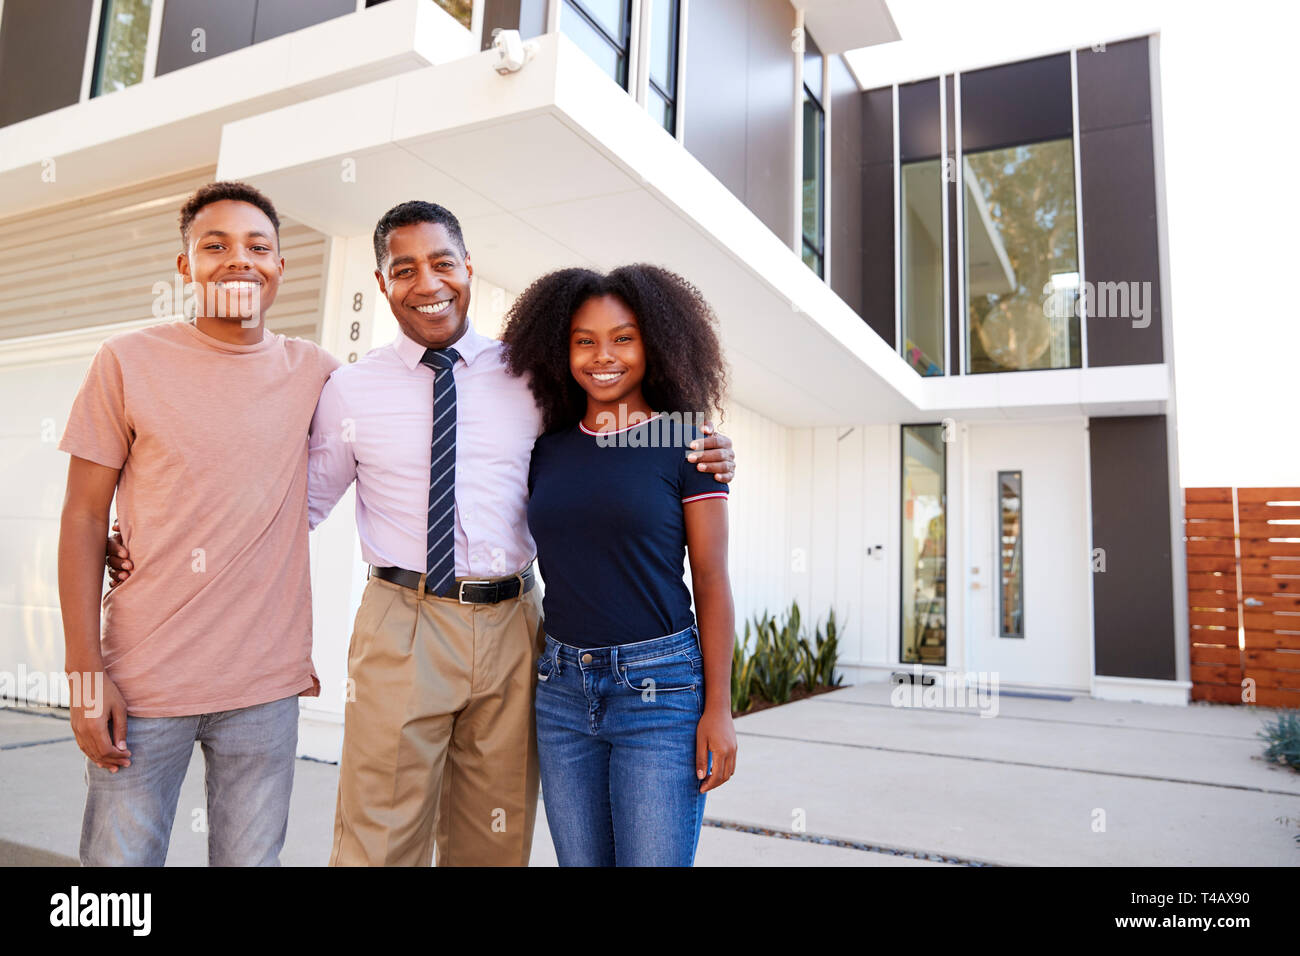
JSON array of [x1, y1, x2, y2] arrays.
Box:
[[535, 624, 709, 867], [80, 694, 299, 867]]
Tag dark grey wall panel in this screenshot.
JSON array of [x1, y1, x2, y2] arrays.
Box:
[[253, 0, 355, 43], [862, 161, 894, 347], [961, 52, 1071, 152], [1089, 415, 1177, 681], [862, 84, 893, 164], [1077, 37, 1150, 130], [0, 0, 94, 127], [861, 86, 894, 346], [1079, 122, 1163, 365], [829, 54, 863, 318], [480, 0, 548, 50], [156, 0, 258, 76], [743, 0, 796, 243], [1078, 36, 1163, 367], [898, 77, 940, 162], [682, 0, 748, 211], [682, 0, 794, 244]]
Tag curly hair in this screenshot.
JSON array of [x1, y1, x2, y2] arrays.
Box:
[[179, 181, 280, 250], [501, 264, 728, 434]]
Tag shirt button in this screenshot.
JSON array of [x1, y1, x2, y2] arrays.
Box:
[[581, 653, 593, 664]]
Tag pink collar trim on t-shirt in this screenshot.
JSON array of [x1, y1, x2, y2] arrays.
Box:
[[578, 412, 663, 436]]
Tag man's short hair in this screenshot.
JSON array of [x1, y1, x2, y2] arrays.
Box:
[[373, 200, 466, 270], [178, 181, 281, 249]]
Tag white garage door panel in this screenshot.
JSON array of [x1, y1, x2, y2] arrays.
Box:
[[0, 171, 332, 705], [0, 167, 327, 343]]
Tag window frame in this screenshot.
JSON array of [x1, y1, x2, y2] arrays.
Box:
[[560, 0, 635, 91], [801, 42, 826, 278], [899, 422, 948, 668], [642, 0, 680, 136]]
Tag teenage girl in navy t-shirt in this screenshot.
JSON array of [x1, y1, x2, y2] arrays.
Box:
[[502, 263, 737, 867]]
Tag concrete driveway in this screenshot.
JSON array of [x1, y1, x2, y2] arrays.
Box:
[[2, 681, 1296, 866]]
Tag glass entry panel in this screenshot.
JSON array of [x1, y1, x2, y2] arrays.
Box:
[[998, 470, 1024, 637], [901, 424, 946, 664]]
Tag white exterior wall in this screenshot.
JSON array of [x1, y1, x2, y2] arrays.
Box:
[[783, 424, 896, 677]]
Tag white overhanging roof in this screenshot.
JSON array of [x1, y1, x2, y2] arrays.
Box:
[[216, 31, 923, 427], [792, 0, 902, 56], [0, 0, 472, 220], [215, 30, 1167, 425]]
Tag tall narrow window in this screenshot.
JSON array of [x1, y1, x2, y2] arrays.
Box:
[[646, 0, 680, 135], [801, 34, 825, 276], [91, 0, 153, 97], [899, 78, 944, 376], [560, 0, 632, 89], [998, 470, 1024, 638], [902, 424, 946, 665]]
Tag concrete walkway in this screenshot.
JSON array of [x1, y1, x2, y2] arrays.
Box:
[[2, 681, 1296, 866]]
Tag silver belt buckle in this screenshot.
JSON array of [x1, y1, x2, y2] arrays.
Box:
[[457, 579, 490, 604]]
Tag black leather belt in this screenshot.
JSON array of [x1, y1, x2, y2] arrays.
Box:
[[368, 563, 534, 604]]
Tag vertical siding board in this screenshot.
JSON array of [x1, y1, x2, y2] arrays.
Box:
[[834, 426, 866, 664]]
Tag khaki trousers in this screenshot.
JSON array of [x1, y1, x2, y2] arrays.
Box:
[[328, 570, 545, 866]]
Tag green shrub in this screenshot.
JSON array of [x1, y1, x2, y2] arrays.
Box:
[[732, 600, 844, 715], [1258, 710, 1300, 773]]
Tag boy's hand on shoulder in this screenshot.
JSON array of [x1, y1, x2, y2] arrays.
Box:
[[686, 422, 736, 483]]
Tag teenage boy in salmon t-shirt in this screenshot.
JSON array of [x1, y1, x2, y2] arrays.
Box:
[[57, 182, 340, 866]]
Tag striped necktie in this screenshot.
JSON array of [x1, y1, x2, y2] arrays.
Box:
[[419, 346, 461, 596]]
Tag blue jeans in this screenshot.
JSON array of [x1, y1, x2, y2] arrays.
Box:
[[80, 695, 299, 866], [535, 624, 708, 866]]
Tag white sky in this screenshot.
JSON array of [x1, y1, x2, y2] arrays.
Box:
[[844, 0, 1300, 488]]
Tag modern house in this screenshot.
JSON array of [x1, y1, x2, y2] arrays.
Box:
[[0, 0, 1187, 761]]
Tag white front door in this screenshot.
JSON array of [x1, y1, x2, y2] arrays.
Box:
[[964, 419, 1092, 690]]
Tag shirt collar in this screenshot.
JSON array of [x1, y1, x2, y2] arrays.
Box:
[[393, 320, 493, 372]]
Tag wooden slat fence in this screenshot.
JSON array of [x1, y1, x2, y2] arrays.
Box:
[[1186, 487, 1300, 707]]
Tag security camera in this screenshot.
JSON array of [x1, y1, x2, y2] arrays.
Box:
[[492, 28, 537, 74]]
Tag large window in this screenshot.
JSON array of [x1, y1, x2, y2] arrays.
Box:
[[959, 53, 1078, 374], [963, 139, 1079, 373], [646, 0, 680, 135], [801, 34, 825, 277], [902, 424, 946, 665], [91, 0, 152, 97], [560, 0, 632, 89]]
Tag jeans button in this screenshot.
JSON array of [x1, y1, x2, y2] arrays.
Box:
[[581, 653, 592, 664]]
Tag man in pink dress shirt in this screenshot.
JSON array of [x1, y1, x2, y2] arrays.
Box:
[[307, 201, 736, 866]]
